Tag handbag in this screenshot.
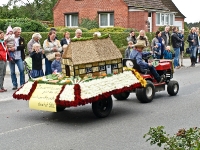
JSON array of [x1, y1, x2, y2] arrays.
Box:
[[46, 52, 56, 61], [186, 47, 191, 54]]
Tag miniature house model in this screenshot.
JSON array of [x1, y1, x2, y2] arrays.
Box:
[[62, 37, 123, 78]]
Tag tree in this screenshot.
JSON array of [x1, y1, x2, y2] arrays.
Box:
[[4, 0, 58, 21]]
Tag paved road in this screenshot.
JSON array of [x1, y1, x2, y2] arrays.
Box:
[[0, 59, 200, 150]]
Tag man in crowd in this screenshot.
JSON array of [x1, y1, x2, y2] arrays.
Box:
[[8, 27, 25, 90], [161, 25, 171, 46], [171, 26, 183, 69]]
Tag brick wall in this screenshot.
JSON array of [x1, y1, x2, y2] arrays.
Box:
[[128, 11, 148, 32], [53, 0, 129, 27], [175, 17, 185, 29]]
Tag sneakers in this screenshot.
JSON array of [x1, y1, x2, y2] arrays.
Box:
[[157, 75, 164, 83], [175, 66, 181, 69]]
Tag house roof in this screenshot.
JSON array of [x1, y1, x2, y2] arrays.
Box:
[[123, 0, 185, 18], [161, 0, 185, 18], [62, 38, 122, 65], [123, 0, 169, 11]]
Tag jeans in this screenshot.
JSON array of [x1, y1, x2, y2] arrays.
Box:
[[9, 59, 25, 87], [173, 47, 180, 68], [190, 45, 197, 59], [148, 65, 161, 82], [45, 58, 52, 75], [0, 60, 7, 89]]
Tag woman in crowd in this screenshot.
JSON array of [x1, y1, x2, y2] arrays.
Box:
[[126, 30, 137, 44], [27, 33, 42, 55], [187, 27, 199, 67], [136, 30, 149, 50], [0, 30, 9, 92], [60, 31, 71, 46], [43, 30, 62, 75], [60, 31, 71, 54], [151, 30, 165, 59]]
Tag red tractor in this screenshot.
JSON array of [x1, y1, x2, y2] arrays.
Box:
[[113, 58, 179, 103]]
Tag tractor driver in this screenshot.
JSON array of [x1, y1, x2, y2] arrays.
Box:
[[129, 41, 164, 83]]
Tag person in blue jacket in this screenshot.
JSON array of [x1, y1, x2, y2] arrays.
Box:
[[163, 46, 172, 59], [51, 52, 62, 73]]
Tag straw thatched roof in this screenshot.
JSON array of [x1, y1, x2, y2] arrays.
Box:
[[62, 38, 122, 65]]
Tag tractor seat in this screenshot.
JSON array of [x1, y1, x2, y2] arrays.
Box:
[[132, 59, 150, 74]]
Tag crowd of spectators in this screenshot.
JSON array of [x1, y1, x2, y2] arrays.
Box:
[[0, 26, 83, 92]]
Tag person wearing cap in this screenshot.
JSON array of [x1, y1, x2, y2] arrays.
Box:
[[27, 33, 42, 55], [4, 25, 15, 62], [129, 41, 163, 83]]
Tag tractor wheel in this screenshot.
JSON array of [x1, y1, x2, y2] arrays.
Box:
[[113, 92, 130, 100], [56, 106, 66, 112], [167, 80, 179, 96], [92, 96, 113, 118], [136, 80, 155, 103]]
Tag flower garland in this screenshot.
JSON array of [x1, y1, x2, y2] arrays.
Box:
[[13, 70, 146, 107], [124, 67, 147, 87], [55, 71, 142, 107], [13, 81, 38, 100]]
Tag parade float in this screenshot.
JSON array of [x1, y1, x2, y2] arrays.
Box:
[[13, 34, 146, 118]]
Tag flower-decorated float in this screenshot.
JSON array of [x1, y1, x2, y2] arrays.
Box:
[[13, 34, 146, 118]]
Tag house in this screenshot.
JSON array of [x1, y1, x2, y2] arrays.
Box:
[[61, 37, 123, 78], [53, 0, 185, 32]]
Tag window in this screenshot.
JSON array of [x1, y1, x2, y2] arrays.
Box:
[[65, 14, 78, 27], [156, 13, 174, 26], [99, 13, 114, 27]]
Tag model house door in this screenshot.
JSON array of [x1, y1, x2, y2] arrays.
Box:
[[106, 65, 112, 74]]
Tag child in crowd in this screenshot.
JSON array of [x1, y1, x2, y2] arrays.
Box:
[[4, 25, 15, 62], [30, 43, 44, 78], [125, 41, 134, 58], [153, 42, 161, 59], [51, 52, 62, 73], [163, 46, 173, 59]]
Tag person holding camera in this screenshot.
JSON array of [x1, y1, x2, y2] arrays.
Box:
[[30, 43, 45, 78]]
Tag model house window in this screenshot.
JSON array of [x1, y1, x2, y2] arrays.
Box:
[[99, 13, 114, 27], [156, 13, 174, 26], [65, 14, 78, 27]]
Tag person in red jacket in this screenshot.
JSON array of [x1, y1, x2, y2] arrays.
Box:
[[0, 30, 9, 92]]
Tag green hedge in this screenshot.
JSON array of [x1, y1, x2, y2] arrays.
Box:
[[21, 31, 190, 57]]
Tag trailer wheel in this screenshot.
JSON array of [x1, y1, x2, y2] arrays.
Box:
[[56, 106, 66, 112], [136, 80, 155, 103], [92, 96, 113, 118], [167, 80, 179, 96], [113, 92, 130, 100]]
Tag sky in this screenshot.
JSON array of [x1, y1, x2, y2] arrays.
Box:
[[0, 0, 199, 23]]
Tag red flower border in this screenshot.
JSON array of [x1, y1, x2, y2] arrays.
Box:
[[55, 82, 141, 107], [13, 81, 38, 100]]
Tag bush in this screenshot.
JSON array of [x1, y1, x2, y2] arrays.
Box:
[[3, 18, 48, 32], [89, 27, 129, 33], [59, 27, 88, 33], [144, 126, 200, 149], [79, 18, 99, 30]]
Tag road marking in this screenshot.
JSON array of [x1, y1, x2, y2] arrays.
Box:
[[0, 123, 45, 136], [0, 97, 14, 102]]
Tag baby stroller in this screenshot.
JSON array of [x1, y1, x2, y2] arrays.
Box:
[[24, 57, 32, 79]]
